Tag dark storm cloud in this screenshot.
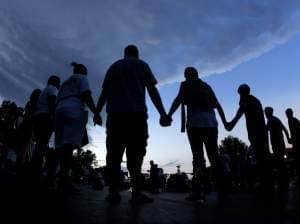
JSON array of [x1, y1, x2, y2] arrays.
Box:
[[1, 0, 300, 104]]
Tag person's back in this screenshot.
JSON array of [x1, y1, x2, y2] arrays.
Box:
[[240, 95, 266, 140], [288, 116, 300, 143], [180, 79, 218, 129], [103, 57, 156, 114], [267, 116, 285, 147], [56, 74, 90, 118]]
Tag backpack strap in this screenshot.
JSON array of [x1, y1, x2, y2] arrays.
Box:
[[181, 104, 186, 133]]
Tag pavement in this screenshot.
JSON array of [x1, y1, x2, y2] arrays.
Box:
[[1, 168, 300, 224]]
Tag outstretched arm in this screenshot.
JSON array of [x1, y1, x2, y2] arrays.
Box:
[[147, 84, 171, 126], [215, 100, 227, 127], [227, 108, 243, 131], [96, 88, 108, 115], [168, 96, 181, 117], [81, 91, 97, 114], [147, 85, 167, 116]]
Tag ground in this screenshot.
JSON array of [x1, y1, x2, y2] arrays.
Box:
[[1, 168, 300, 224]]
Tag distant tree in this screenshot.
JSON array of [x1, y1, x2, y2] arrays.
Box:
[[219, 135, 249, 189], [219, 135, 248, 157], [72, 149, 97, 178]]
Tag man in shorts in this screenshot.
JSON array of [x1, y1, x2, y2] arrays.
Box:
[[95, 45, 171, 203]]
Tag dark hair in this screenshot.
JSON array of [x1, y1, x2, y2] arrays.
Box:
[[264, 107, 273, 115], [124, 45, 139, 58], [238, 84, 250, 95], [30, 89, 42, 102], [184, 67, 198, 80], [71, 62, 88, 75], [48, 75, 61, 88], [286, 108, 293, 116]]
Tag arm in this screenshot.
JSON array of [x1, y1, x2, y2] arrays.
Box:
[[215, 100, 227, 126], [168, 95, 181, 117], [96, 88, 108, 114], [147, 84, 167, 117], [48, 95, 57, 116], [228, 108, 243, 131], [281, 122, 291, 143], [147, 84, 171, 127], [81, 91, 97, 114]]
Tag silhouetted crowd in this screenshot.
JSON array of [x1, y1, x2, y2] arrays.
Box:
[[1, 45, 300, 205]]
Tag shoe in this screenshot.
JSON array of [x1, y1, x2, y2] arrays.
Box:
[[130, 193, 154, 204], [105, 193, 122, 203]]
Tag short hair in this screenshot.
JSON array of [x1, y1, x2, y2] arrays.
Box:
[[286, 108, 293, 116], [30, 89, 42, 101], [184, 67, 198, 80], [264, 107, 273, 115], [71, 62, 88, 75], [238, 84, 250, 95], [124, 45, 139, 58], [48, 75, 61, 87]]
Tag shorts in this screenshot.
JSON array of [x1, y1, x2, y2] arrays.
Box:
[[55, 111, 88, 149], [106, 112, 148, 169]]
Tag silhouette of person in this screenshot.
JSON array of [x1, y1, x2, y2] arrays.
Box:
[[16, 89, 41, 183], [168, 67, 228, 202], [149, 160, 159, 193], [55, 62, 101, 192], [32, 75, 60, 185], [227, 84, 272, 190], [265, 107, 290, 190], [95, 45, 170, 203], [285, 108, 300, 181]]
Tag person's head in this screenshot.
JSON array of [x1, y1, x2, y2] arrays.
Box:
[[286, 108, 294, 118], [264, 107, 273, 119], [71, 62, 88, 75], [47, 75, 61, 89], [150, 160, 154, 166], [124, 45, 139, 58], [30, 89, 42, 102], [238, 84, 250, 97], [184, 67, 198, 80]]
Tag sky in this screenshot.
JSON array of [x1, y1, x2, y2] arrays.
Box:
[[1, 1, 300, 173]]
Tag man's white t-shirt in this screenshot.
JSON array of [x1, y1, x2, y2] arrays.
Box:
[[56, 74, 91, 120], [36, 84, 58, 115]]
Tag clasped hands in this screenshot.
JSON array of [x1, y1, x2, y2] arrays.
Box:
[[93, 113, 172, 127], [160, 114, 172, 127]]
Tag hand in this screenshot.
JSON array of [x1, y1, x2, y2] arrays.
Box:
[[160, 114, 172, 127], [93, 114, 102, 126], [224, 122, 233, 131]]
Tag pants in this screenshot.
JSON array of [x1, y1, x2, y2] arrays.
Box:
[[250, 136, 272, 188], [32, 113, 54, 181], [186, 127, 220, 193], [106, 113, 148, 194]]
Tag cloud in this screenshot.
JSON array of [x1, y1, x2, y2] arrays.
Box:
[[1, 0, 300, 105]]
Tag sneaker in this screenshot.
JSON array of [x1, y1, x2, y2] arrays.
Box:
[[105, 193, 122, 203], [130, 193, 154, 204]]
